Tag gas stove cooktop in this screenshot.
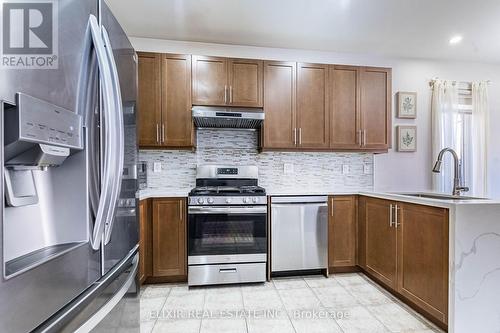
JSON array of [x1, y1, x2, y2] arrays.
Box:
[[188, 165, 267, 206], [189, 185, 266, 196]]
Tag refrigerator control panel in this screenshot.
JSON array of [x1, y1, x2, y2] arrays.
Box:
[[5, 93, 83, 150]]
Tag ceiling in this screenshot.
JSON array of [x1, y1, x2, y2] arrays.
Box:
[[105, 0, 500, 64]]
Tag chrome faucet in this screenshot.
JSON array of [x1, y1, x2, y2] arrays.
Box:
[[432, 148, 469, 196]]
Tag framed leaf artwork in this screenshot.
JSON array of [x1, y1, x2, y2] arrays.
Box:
[[397, 92, 417, 118], [397, 126, 417, 152]]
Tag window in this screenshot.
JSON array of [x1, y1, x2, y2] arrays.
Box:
[[456, 83, 473, 191]]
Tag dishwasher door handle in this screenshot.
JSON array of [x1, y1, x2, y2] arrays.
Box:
[[271, 203, 327, 208]]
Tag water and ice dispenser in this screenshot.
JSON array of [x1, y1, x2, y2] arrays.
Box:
[[2, 93, 89, 278]]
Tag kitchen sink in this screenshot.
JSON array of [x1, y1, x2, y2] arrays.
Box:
[[394, 193, 487, 201]]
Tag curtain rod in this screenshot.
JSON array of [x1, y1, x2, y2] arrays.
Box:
[[429, 77, 492, 86]]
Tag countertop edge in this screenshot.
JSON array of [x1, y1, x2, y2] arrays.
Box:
[[137, 189, 499, 207]]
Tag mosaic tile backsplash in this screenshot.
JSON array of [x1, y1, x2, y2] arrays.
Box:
[[139, 129, 374, 194]]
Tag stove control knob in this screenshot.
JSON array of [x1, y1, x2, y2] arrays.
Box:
[[242, 197, 249, 204], [252, 197, 259, 204], [207, 198, 214, 204], [197, 197, 204, 204], [225, 198, 232, 204]]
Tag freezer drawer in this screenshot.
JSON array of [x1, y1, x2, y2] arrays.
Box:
[[188, 263, 266, 286], [271, 196, 328, 272]]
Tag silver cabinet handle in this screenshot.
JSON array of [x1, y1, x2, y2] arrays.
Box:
[[230, 85, 233, 103], [219, 268, 237, 273], [358, 130, 363, 147], [293, 128, 297, 145], [162, 123, 165, 143], [363, 130, 367, 146], [299, 128, 302, 145], [389, 204, 394, 227], [156, 123, 159, 143], [395, 204, 400, 228], [224, 85, 228, 104]]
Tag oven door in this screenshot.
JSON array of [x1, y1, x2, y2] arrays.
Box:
[[188, 205, 267, 264]]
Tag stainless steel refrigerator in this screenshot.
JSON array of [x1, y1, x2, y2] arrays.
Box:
[[0, 0, 139, 332]]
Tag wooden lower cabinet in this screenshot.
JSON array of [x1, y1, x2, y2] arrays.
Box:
[[328, 196, 357, 269], [152, 198, 187, 278], [397, 202, 449, 325], [140, 197, 187, 284], [359, 196, 449, 328], [139, 199, 152, 284], [364, 197, 398, 289]]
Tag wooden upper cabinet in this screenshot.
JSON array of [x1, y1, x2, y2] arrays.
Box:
[[263, 61, 297, 149], [397, 203, 449, 324], [192, 56, 263, 107], [192, 55, 227, 106], [152, 198, 186, 277], [161, 54, 193, 147], [364, 197, 397, 289], [137, 52, 162, 147], [329, 65, 360, 149], [228, 59, 263, 107], [328, 196, 357, 268], [360, 67, 392, 149], [296, 63, 329, 148]]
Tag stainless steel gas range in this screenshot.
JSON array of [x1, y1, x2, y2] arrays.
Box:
[[187, 165, 267, 286]]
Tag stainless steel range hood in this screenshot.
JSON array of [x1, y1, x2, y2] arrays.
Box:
[[192, 106, 264, 129]]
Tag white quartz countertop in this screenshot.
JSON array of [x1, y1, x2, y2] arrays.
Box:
[[359, 191, 499, 208], [137, 188, 499, 207]]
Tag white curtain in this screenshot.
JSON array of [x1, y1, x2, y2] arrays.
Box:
[[431, 80, 459, 194], [471, 82, 489, 196]]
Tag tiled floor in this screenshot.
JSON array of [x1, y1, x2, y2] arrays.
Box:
[[140, 273, 445, 333]]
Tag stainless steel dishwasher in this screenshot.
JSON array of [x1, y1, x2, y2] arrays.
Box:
[[271, 196, 328, 273]]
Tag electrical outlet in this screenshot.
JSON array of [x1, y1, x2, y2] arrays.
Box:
[[153, 162, 162, 173], [342, 165, 350, 174], [363, 164, 373, 174], [283, 163, 294, 175]]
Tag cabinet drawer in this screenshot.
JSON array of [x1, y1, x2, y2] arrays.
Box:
[[188, 263, 266, 286]]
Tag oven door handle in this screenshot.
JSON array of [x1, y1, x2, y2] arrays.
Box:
[[188, 206, 267, 214]]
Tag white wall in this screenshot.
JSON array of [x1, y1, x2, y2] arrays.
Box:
[[131, 37, 500, 198]]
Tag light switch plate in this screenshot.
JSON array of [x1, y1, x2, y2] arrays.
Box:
[[363, 164, 373, 174], [153, 162, 162, 173], [342, 165, 350, 174], [283, 163, 294, 175]]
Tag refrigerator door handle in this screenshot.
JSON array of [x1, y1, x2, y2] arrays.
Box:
[[101, 26, 125, 245], [87, 15, 117, 250]]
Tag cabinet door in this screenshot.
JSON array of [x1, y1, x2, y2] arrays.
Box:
[[263, 61, 297, 149], [152, 198, 186, 277], [192, 55, 228, 106], [360, 67, 392, 150], [328, 196, 357, 268], [137, 52, 162, 147], [364, 197, 397, 289], [161, 54, 193, 147], [228, 58, 263, 107], [296, 63, 329, 148], [330, 65, 360, 149], [139, 200, 151, 284], [397, 203, 449, 324]]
